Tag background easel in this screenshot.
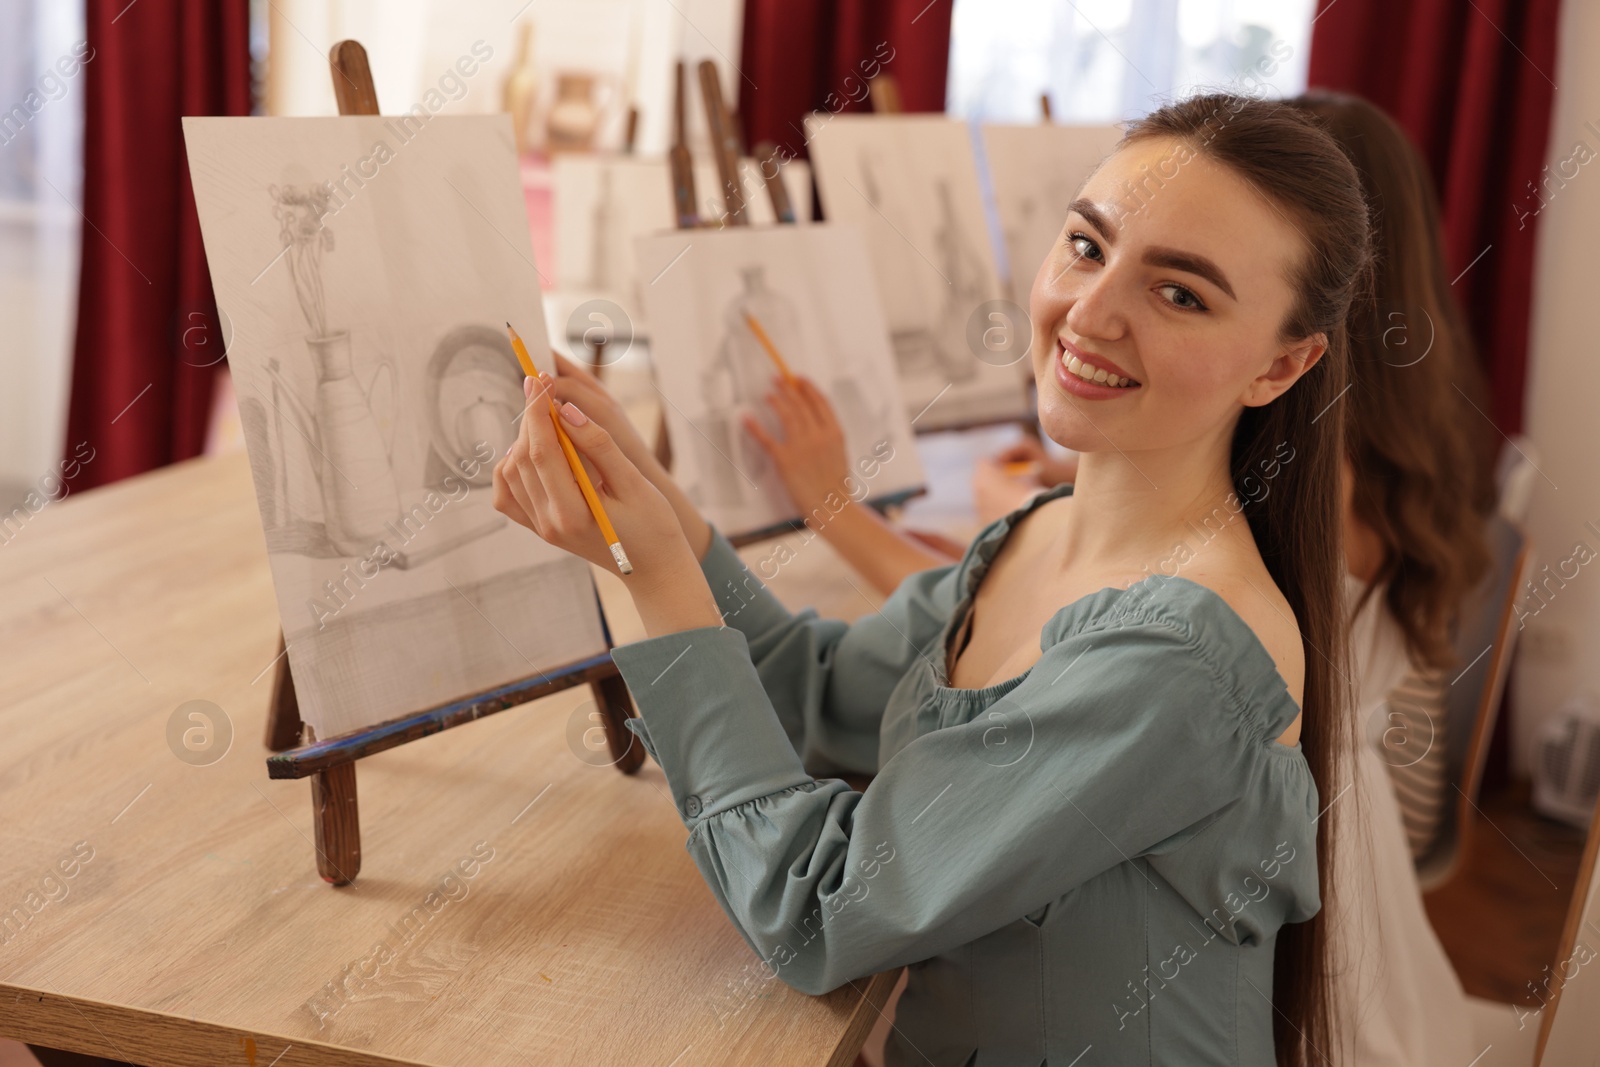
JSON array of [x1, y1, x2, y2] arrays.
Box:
[[653, 59, 926, 548], [263, 40, 643, 888]]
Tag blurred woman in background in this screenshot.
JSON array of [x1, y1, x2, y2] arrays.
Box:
[[1292, 89, 1497, 1067]]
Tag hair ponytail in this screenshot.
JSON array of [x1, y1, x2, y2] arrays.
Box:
[[1122, 95, 1373, 1067]]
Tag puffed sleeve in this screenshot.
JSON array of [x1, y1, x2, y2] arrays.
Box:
[[610, 601, 1307, 996], [685, 525, 965, 776]]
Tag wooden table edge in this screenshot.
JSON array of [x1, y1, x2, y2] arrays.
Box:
[[0, 982, 432, 1067], [827, 968, 903, 1067]]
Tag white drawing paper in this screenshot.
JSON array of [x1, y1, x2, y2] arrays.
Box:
[[982, 123, 1121, 302], [805, 114, 1029, 430], [184, 115, 608, 740], [635, 224, 925, 539]]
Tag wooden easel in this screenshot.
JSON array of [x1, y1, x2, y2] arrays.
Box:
[[649, 58, 926, 548], [263, 41, 643, 888]]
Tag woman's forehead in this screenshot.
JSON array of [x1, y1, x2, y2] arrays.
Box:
[[1076, 137, 1307, 300]]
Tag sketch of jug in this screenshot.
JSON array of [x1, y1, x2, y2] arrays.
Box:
[[302, 331, 400, 555]]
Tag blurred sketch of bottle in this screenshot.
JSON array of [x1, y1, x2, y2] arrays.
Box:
[[931, 179, 983, 382], [588, 165, 613, 291], [691, 266, 800, 507], [1004, 193, 1037, 304], [858, 151, 943, 384]]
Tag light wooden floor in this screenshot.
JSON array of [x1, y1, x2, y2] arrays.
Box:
[[1426, 781, 1588, 1005]]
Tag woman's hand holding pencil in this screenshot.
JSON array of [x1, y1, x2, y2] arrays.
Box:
[[541, 350, 712, 560], [493, 371, 722, 638]]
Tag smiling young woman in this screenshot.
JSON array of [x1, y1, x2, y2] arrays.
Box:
[[494, 94, 1371, 1065]]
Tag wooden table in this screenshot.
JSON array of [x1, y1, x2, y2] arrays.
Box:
[[0, 452, 897, 1067]]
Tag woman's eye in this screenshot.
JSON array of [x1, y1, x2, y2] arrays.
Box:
[[1068, 232, 1103, 263], [1157, 283, 1208, 311]]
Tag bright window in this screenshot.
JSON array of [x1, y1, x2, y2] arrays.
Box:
[[948, 0, 1317, 123]]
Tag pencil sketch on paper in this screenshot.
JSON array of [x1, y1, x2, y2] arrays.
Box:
[[981, 123, 1121, 303], [805, 114, 1029, 430], [636, 224, 925, 540], [185, 114, 608, 740]]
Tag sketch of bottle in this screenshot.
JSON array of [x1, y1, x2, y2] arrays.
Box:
[[692, 266, 799, 508], [271, 182, 401, 557], [308, 332, 400, 555], [931, 179, 983, 382]]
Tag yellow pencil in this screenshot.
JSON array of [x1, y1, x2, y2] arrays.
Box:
[[506, 323, 633, 575], [742, 311, 796, 384]]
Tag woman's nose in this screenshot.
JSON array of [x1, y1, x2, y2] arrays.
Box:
[[1060, 267, 1128, 344]]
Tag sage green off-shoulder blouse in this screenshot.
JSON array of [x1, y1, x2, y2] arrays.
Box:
[[611, 484, 1320, 1066]]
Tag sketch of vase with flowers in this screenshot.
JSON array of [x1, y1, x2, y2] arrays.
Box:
[[271, 182, 400, 557]]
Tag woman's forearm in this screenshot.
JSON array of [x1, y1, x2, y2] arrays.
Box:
[[636, 453, 714, 561], [809, 500, 951, 596]]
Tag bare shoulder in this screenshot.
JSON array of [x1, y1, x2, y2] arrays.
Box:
[[1178, 554, 1306, 746]]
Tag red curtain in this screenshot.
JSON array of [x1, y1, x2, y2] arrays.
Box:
[[63, 0, 252, 491], [738, 0, 954, 164], [1308, 0, 1561, 436]]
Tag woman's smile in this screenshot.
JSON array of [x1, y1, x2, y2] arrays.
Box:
[[1050, 336, 1143, 399]]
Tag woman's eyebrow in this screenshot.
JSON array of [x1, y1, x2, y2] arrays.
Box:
[[1068, 198, 1115, 241], [1142, 247, 1237, 301]]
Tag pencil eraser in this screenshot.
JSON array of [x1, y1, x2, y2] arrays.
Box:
[[611, 543, 633, 575]]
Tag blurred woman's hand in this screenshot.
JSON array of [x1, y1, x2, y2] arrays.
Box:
[[741, 375, 852, 518], [972, 438, 1078, 525]]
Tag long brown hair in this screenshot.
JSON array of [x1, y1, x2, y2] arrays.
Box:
[[1293, 90, 1496, 669], [1122, 96, 1370, 1067]]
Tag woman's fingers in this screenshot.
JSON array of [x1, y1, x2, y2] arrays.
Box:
[[552, 348, 601, 386], [795, 376, 835, 429], [494, 451, 544, 533], [550, 396, 644, 494], [764, 384, 802, 438], [518, 375, 594, 536], [741, 411, 781, 456]]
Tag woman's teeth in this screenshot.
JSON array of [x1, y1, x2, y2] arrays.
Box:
[[1062, 352, 1137, 388]]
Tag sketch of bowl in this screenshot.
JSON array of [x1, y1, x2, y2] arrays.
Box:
[[425, 324, 525, 487]]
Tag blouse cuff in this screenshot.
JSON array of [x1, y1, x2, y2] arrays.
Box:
[[611, 625, 810, 827], [698, 526, 794, 639]]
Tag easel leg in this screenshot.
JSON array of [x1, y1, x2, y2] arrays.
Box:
[[311, 762, 361, 885], [591, 672, 645, 775], [264, 631, 304, 751]]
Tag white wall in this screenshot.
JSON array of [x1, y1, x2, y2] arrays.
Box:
[[0, 0, 83, 493], [1510, 0, 1600, 773]]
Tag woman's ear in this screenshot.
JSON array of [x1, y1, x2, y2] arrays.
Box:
[[1242, 333, 1327, 408]]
